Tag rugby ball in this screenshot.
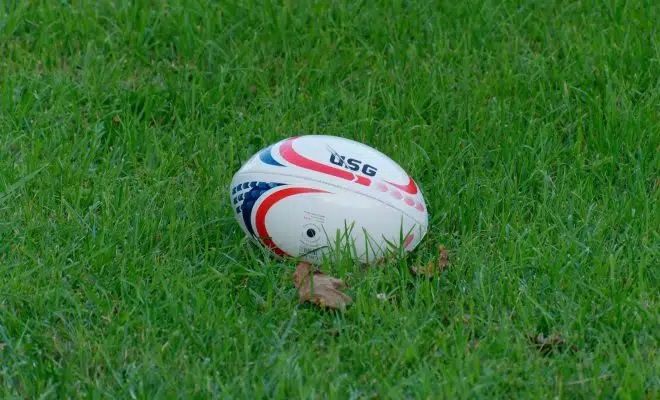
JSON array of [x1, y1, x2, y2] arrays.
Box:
[[230, 135, 428, 264]]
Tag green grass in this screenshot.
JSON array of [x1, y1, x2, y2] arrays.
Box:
[[1, 0, 659, 398]]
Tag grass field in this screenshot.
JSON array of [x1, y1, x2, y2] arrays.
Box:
[[1, 0, 659, 398]]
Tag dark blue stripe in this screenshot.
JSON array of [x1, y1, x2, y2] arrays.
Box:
[[239, 181, 285, 237], [258, 145, 285, 167]]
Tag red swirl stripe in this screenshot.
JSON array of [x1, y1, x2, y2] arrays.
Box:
[[385, 176, 418, 195], [279, 137, 371, 186], [255, 187, 328, 257], [403, 233, 415, 249]]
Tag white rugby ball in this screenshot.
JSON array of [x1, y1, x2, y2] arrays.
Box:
[[230, 135, 428, 264]]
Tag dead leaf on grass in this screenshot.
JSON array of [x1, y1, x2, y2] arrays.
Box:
[[409, 246, 450, 277], [455, 314, 471, 325], [528, 332, 577, 355], [375, 250, 398, 266], [293, 262, 352, 310]]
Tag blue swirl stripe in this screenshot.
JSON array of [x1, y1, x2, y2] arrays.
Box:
[[232, 181, 285, 237]]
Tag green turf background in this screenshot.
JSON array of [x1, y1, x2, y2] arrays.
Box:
[[1, 0, 658, 398]]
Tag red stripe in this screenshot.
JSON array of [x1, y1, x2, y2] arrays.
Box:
[[279, 137, 371, 187], [255, 187, 328, 257], [385, 176, 418, 195], [403, 233, 415, 249], [354, 175, 371, 185]]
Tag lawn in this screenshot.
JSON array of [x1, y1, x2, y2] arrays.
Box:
[[1, 0, 658, 398]]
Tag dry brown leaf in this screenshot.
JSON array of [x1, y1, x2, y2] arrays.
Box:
[[409, 261, 435, 277], [528, 332, 576, 355], [376, 250, 398, 266], [437, 246, 449, 271], [409, 246, 450, 277], [293, 262, 352, 310]]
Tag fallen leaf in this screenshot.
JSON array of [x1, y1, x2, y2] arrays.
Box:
[[455, 314, 471, 325], [376, 250, 398, 265], [528, 332, 576, 355], [409, 260, 435, 277], [327, 328, 341, 337], [437, 246, 449, 271], [293, 262, 352, 310], [409, 246, 450, 277]]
